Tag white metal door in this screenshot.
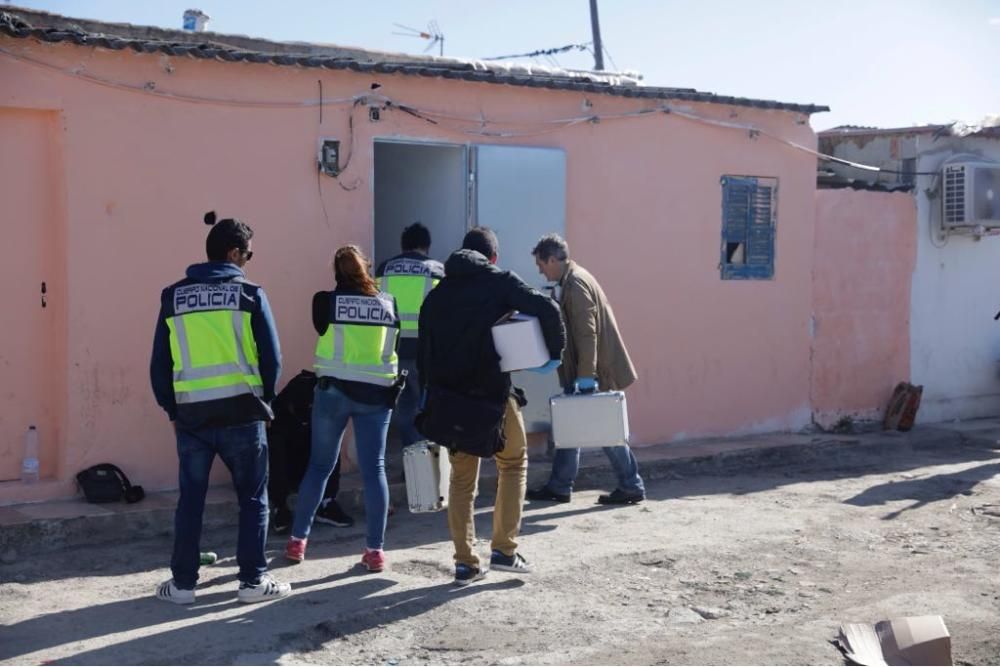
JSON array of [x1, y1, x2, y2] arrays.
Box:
[[473, 145, 566, 432]]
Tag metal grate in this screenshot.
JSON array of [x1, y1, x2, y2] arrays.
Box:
[[943, 165, 966, 225]]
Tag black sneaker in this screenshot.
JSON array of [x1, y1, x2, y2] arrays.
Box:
[[525, 486, 571, 504], [315, 499, 355, 527], [453, 563, 487, 587], [271, 506, 292, 535], [597, 489, 645, 505], [490, 550, 532, 573]]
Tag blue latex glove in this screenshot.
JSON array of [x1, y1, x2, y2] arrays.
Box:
[[574, 377, 598, 394], [527, 359, 561, 374]]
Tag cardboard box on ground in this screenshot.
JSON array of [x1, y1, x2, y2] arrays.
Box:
[[838, 616, 952, 666]]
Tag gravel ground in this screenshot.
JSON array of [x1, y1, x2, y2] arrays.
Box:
[[2, 438, 999, 665]]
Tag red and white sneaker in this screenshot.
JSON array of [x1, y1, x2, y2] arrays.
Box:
[[285, 537, 307, 563], [361, 548, 386, 572]]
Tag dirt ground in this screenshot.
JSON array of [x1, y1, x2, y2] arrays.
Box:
[[2, 438, 999, 666]]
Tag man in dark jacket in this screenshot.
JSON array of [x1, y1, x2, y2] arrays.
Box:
[[418, 227, 565, 585], [150, 214, 290, 604]]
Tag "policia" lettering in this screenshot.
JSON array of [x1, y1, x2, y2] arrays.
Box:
[[384, 259, 432, 276], [174, 283, 242, 313], [336, 295, 396, 324]]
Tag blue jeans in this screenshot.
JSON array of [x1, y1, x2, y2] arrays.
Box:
[[546, 445, 645, 497], [292, 383, 391, 550], [394, 357, 422, 448], [172, 422, 269, 589]]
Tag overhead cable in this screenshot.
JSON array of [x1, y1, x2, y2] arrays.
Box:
[[482, 42, 591, 61], [1, 46, 929, 174]]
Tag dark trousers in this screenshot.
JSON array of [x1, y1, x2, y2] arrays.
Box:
[[172, 422, 269, 588]]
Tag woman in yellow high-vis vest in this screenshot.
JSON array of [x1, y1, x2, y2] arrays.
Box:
[[286, 246, 400, 572]]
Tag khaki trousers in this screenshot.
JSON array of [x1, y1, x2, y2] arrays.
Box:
[[447, 397, 527, 568]]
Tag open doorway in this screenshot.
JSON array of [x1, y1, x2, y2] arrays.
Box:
[[373, 140, 468, 267], [373, 140, 467, 477], [373, 139, 567, 445]]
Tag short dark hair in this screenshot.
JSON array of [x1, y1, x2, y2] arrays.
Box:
[[462, 226, 499, 259], [401, 222, 431, 251], [206, 218, 254, 261], [532, 233, 569, 262]]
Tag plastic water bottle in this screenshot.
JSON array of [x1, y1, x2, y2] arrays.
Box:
[[21, 425, 39, 484]]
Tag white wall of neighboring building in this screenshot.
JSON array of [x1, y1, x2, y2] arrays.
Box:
[[909, 135, 1000, 422]]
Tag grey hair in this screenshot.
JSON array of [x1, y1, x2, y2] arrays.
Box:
[[531, 233, 569, 262]]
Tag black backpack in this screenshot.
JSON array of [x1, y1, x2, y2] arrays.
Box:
[[76, 463, 145, 504]]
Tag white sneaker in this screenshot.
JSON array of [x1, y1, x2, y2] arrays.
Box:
[[237, 574, 291, 603], [155, 579, 195, 605]]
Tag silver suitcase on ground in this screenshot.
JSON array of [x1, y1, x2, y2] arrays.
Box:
[[402, 441, 450, 513], [550, 391, 630, 449]]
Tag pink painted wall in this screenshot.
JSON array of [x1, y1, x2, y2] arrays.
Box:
[[0, 108, 68, 486], [811, 190, 916, 427], [0, 38, 820, 502]]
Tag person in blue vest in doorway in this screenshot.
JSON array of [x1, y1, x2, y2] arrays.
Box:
[[150, 211, 290, 604], [526, 233, 646, 505]]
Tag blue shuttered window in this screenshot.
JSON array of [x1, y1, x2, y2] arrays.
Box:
[[720, 175, 777, 280]]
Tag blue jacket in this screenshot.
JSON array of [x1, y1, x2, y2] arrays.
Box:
[[150, 262, 282, 430]]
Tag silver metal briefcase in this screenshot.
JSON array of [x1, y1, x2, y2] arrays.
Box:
[[402, 441, 450, 513], [550, 391, 630, 449]]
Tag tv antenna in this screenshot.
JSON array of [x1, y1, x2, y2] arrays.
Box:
[[392, 21, 444, 57]]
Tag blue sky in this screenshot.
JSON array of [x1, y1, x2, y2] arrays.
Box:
[[8, 0, 999, 130]]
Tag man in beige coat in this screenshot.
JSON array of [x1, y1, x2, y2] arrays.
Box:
[[526, 234, 646, 505]]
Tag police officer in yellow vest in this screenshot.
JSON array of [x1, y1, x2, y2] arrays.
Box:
[[286, 245, 401, 573], [375, 222, 444, 447], [150, 212, 290, 605]]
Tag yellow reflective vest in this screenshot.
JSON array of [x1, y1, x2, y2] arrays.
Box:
[[314, 289, 400, 386], [376, 253, 444, 341], [166, 281, 263, 404]]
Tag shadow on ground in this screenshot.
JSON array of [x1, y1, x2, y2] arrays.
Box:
[[844, 461, 1000, 520]]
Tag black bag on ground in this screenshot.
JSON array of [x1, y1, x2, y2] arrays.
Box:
[[415, 385, 506, 458], [76, 463, 145, 504]]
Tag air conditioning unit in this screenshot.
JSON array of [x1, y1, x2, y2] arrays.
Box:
[[942, 161, 1000, 228]]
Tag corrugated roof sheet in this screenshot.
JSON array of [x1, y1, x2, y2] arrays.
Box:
[[0, 9, 829, 114], [816, 170, 915, 193], [819, 124, 951, 136], [820, 122, 1000, 140], [964, 125, 1000, 139]]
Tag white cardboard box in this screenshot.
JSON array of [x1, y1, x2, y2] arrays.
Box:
[[491, 312, 550, 372], [550, 391, 630, 449]]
